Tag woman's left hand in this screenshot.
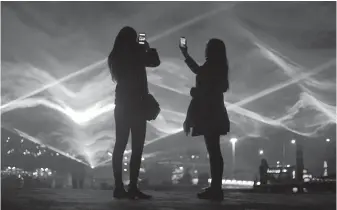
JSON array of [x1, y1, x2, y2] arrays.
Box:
[[179, 43, 188, 57]]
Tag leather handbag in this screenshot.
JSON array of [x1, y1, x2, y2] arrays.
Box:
[[143, 93, 160, 121]]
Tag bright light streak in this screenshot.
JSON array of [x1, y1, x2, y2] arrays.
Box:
[[8, 128, 88, 166], [2, 98, 116, 125], [3, 4, 335, 167], [118, 58, 335, 165], [229, 59, 335, 109], [1, 4, 236, 111]]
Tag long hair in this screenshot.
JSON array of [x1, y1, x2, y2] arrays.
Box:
[[108, 26, 138, 82], [205, 38, 229, 90]]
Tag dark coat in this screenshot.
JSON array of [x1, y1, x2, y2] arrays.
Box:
[[184, 55, 230, 136], [110, 46, 160, 117]]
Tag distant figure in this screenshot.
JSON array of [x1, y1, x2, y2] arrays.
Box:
[[180, 167, 192, 185], [180, 38, 230, 201], [259, 159, 269, 185], [108, 26, 160, 199], [71, 162, 86, 189]]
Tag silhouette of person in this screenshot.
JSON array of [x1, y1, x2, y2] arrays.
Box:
[[108, 26, 160, 199], [259, 159, 269, 185], [180, 38, 230, 201]]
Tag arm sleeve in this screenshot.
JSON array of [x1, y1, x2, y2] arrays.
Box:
[[145, 48, 161, 67], [184, 55, 200, 74], [197, 68, 229, 96]]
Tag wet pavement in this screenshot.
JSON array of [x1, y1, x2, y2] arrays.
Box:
[[2, 188, 336, 210]]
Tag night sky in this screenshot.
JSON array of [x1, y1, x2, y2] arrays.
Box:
[[1, 2, 336, 176]]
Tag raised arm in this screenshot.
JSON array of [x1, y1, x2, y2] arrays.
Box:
[[184, 54, 200, 74], [179, 43, 200, 74], [141, 41, 160, 68], [145, 48, 161, 67]]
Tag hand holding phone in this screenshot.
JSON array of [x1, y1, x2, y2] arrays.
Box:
[[138, 33, 146, 45], [179, 37, 188, 57], [180, 37, 187, 48]]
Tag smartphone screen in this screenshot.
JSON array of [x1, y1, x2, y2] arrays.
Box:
[[180, 37, 186, 48], [138, 33, 146, 44]]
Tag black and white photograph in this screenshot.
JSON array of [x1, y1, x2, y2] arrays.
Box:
[[1, 1, 336, 210]]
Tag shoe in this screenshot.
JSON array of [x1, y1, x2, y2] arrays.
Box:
[[113, 187, 128, 199], [197, 187, 224, 201], [127, 187, 152, 200]]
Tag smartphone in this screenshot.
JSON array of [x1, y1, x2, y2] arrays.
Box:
[[180, 37, 187, 48], [138, 33, 146, 45]]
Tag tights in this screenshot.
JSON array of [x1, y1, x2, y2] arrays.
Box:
[[204, 134, 224, 189], [112, 105, 146, 189]]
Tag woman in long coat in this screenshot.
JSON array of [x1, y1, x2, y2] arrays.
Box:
[[180, 38, 230, 201]]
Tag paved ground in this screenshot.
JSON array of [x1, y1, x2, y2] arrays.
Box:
[[2, 188, 336, 210]]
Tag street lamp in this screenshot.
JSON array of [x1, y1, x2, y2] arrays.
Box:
[[230, 138, 238, 178], [259, 149, 264, 155], [282, 139, 296, 166], [230, 138, 238, 145]]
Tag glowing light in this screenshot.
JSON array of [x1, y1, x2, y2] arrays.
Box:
[[2, 4, 335, 168], [256, 181, 261, 186], [230, 138, 238, 144], [326, 138, 330, 142], [192, 178, 198, 185], [1, 4, 237, 111], [259, 149, 264, 155], [291, 139, 296, 144]]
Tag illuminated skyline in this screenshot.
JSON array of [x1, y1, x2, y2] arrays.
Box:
[[1, 2, 336, 167]]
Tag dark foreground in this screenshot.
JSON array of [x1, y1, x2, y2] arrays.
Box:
[[2, 188, 336, 210]]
